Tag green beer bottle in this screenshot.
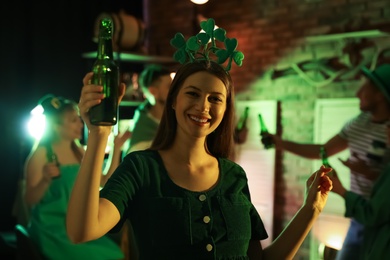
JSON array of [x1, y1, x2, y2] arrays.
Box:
[[236, 107, 249, 131], [320, 146, 331, 168], [258, 113, 274, 149], [89, 17, 119, 126]]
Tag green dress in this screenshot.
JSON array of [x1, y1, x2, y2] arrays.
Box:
[[101, 150, 268, 260], [28, 164, 124, 260]]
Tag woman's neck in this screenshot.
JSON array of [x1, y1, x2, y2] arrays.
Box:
[[168, 136, 210, 165]]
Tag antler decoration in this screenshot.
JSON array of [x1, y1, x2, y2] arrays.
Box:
[[170, 18, 244, 72]]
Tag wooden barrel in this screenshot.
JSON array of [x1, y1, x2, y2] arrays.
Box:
[[94, 10, 145, 52]]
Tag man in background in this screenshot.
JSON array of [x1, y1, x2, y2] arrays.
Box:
[[265, 63, 390, 260], [127, 64, 172, 154]]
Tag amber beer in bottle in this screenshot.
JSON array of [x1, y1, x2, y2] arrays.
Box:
[[89, 17, 119, 126], [258, 113, 274, 149]]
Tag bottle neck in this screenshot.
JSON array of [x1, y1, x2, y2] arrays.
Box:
[[259, 115, 268, 133], [97, 37, 114, 59]]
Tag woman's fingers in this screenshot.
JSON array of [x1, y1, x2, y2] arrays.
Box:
[[320, 174, 333, 193], [118, 83, 126, 103], [80, 72, 126, 116], [79, 84, 104, 113], [82, 72, 94, 85], [307, 166, 333, 192]]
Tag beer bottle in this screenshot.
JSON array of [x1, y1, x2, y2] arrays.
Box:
[[258, 113, 274, 149], [89, 17, 119, 126], [236, 107, 249, 131], [320, 146, 331, 168], [46, 143, 61, 178]]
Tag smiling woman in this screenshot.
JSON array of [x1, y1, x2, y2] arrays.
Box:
[[152, 61, 235, 159], [67, 18, 333, 260]]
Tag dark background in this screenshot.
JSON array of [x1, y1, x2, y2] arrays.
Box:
[[0, 0, 143, 232]]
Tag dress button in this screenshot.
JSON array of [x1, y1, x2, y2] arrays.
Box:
[[203, 216, 211, 224], [206, 244, 213, 252], [199, 194, 207, 201]]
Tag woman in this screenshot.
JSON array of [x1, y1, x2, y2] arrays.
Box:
[[24, 94, 129, 259], [67, 61, 332, 259]]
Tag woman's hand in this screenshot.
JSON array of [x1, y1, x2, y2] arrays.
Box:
[[78, 72, 126, 132], [113, 130, 132, 150], [42, 162, 61, 181], [305, 166, 333, 213]]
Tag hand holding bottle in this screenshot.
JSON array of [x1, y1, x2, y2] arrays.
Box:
[[234, 107, 249, 144], [304, 165, 333, 213], [258, 114, 275, 149], [42, 162, 61, 181], [89, 17, 120, 126], [79, 72, 126, 133]]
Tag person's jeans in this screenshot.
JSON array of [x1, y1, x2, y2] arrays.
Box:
[[335, 219, 364, 260]]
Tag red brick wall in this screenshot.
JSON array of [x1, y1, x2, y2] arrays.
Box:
[[143, 0, 390, 258]]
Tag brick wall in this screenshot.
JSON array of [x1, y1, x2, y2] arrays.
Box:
[[143, 0, 390, 258]]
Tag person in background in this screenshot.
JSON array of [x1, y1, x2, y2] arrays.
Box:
[[264, 63, 390, 259], [329, 157, 390, 259], [24, 94, 130, 260], [126, 64, 172, 154]]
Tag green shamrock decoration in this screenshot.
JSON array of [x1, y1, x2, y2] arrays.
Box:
[[170, 18, 244, 72]]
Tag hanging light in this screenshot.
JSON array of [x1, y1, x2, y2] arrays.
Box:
[[191, 0, 209, 4]]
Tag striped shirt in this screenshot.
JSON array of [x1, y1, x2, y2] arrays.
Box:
[[339, 112, 390, 199]]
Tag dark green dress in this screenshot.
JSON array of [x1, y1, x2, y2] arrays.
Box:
[[28, 164, 124, 260], [101, 150, 268, 260]]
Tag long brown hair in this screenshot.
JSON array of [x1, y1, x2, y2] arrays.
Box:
[[150, 60, 235, 158]]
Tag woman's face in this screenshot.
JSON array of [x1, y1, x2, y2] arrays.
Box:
[[173, 71, 227, 139], [57, 109, 84, 141]]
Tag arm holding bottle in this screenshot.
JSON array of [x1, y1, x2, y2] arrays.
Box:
[[24, 149, 61, 207], [265, 132, 348, 159], [247, 166, 333, 259], [67, 72, 126, 243]]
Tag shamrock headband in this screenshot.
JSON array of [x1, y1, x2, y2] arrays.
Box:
[[170, 18, 244, 72], [36, 94, 77, 117]]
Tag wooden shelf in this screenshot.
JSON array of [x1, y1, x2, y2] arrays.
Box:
[[119, 100, 142, 107], [305, 30, 389, 43], [82, 51, 176, 64]]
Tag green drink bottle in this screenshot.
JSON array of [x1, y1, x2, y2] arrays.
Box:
[[236, 107, 249, 131], [89, 17, 119, 126], [320, 146, 331, 168], [258, 113, 274, 149]]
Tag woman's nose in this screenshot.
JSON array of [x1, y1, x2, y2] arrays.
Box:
[[197, 98, 210, 112]]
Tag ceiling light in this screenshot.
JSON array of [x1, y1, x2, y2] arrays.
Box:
[[191, 0, 209, 4]]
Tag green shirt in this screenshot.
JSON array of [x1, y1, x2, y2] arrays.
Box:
[[344, 164, 390, 259], [127, 101, 159, 153], [101, 150, 268, 260]]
